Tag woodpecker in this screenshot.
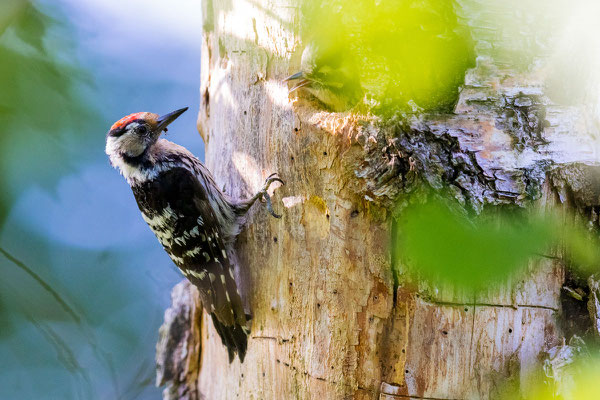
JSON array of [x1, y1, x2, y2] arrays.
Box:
[[285, 40, 362, 112], [105, 107, 283, 362]]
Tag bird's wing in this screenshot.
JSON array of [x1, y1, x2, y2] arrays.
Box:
[[133, 166, 248, 360]]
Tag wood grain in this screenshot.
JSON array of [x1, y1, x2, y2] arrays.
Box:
[[156, 1, 600, 398]]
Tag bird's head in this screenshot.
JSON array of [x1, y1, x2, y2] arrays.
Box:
[[284, 42, 333, 92], [105, 107, 188, 163], [284, 41, 361, 111]]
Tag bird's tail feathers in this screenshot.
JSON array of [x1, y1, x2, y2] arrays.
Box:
[[210, 313, 250, 363]]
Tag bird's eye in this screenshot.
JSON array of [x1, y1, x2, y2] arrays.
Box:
[[137, 125, 148, 135]]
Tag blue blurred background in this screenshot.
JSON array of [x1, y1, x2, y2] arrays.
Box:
[[0, 0, 202, 398]]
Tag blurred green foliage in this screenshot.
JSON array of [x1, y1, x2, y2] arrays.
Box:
[[0, 0, 99, 223], [0, 2, 160, 398], [300, 0, 475, 113], [396, 195, 600, 289], [496, 339, 600, 399]]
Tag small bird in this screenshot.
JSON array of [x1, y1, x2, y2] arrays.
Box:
[[285, 40, 362, 112], [105, 107, 283, 362]]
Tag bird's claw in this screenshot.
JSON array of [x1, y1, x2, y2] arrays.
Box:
[[261, 173, 284, 218], [261, 191, 281, 218], [265, 172, 285, 188]]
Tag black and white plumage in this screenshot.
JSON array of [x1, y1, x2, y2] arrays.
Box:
[[105, 108, 283, 362]]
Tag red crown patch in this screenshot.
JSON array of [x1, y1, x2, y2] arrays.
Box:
[[110, 112, 146, 131]]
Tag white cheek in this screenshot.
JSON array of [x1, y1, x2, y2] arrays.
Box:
[[106, 133, 162, 184], [106, 130, 146, 156], [106, 134, 131, 157], [122, 135, 146, 156], [106, 135, 136, 176], [106, 137, 129, 172], [105, 136, 120, 157]]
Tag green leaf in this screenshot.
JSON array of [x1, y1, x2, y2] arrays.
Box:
[[396, 198, 554, 288]]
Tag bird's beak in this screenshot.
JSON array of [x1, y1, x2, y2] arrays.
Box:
[[284, 71, 313, 92], [155, 107, 188, 134], [284, 71, 304, 82]]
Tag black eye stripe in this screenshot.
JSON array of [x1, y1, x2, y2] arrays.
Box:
[[108, 123, 150, 138], [108, 118, 151, 138], [109, 127, 126, 137]]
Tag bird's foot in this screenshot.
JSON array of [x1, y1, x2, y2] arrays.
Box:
[[259, 173, 284, 218]]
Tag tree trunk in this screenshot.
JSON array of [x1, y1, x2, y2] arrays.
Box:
[[156, 1, 600, 399]]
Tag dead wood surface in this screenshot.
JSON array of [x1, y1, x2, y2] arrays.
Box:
[[156, 1, 600, 399]]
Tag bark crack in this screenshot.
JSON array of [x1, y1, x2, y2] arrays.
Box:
[[421, 298, 558, 312], [251, 335, 294, 343], [467, 295, 476, 384], [273, 358, 378, 396], [380, 394, 464, 400]]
